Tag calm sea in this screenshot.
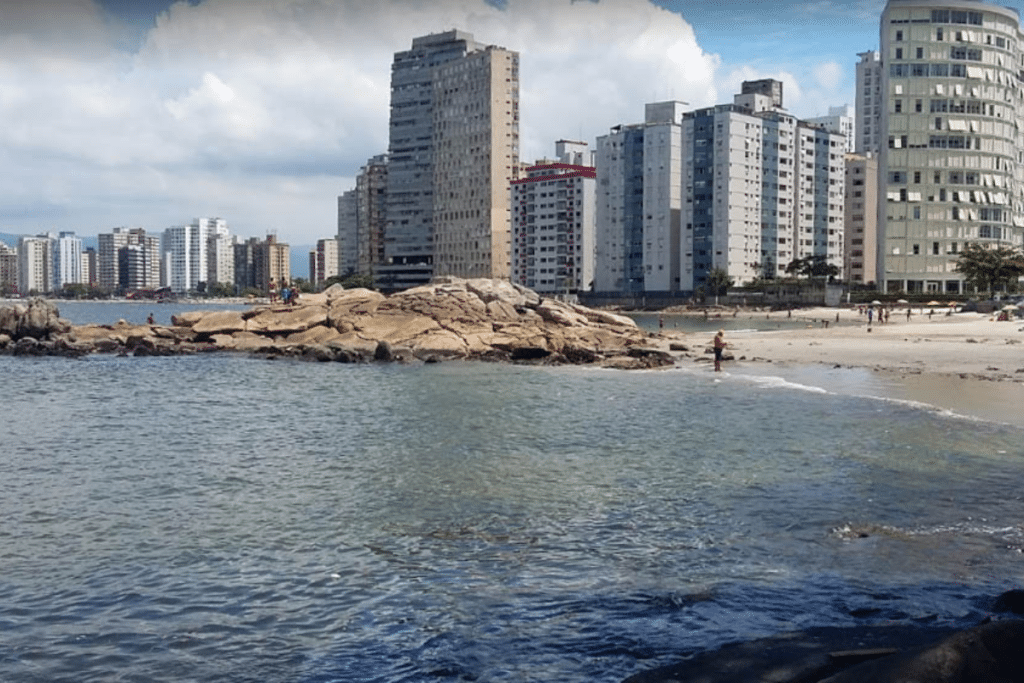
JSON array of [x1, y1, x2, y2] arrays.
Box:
[[2, 303, 1024, 682]]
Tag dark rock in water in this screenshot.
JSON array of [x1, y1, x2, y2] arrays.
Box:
[[819, 619, 1024, 683], [374, 340, 394, 362], [993, 590, 1024, 615]]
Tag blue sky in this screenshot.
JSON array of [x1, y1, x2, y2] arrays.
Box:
[[0, 0, 965, 246]]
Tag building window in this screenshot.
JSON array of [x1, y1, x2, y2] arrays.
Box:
[[917, 47, 924, 59], [896, 30, 904, 41], [895, 47, 903, 59], [895, 99, 903, 113], [936, 27, 944, 41]]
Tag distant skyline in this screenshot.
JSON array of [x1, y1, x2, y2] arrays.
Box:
[[3, 0, 1001, 246]]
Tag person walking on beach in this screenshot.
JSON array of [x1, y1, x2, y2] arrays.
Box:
[[867, 307, 873, 325], [712, 329, 727, 372]]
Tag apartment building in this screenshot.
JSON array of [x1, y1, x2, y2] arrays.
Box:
[[679, 83, 845, 290], [337, 189, 359, 276], [377, 30, 519, 290], [356, 155, 387, 278], [162, 218, 230, 293], [310, 238, 339, 288], [0, 242, 18, 294], [856, 51, 884, 155], [53, 231, 83, 290], [17, 236, 51, 295], [845, 153, 880, 285], [807, 105, 856, 153], [594, 102, 685, 293], [879, 0, 1024, 294], [511, 140, 596, 294], [98, 227, 160, 293]]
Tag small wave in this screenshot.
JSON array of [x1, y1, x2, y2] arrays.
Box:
[[737, 373, 831, 395]]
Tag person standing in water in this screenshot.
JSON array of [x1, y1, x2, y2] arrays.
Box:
[[713, 329, 727, 372]]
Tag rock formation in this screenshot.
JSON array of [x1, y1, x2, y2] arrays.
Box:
[[0, 279, 675, 368]]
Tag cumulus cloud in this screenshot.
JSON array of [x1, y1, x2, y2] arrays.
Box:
[[0, 0, 722, 244]]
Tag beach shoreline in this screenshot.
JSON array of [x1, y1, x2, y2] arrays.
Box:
[[657, 307, 1024, 426]]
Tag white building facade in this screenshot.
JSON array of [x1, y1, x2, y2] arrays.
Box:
[[879, 0, 1024, 294], [807, 105, 856, 153], [680, 85, 846, 290], [594, 102, 685, 294], [53, 231, 83, 290], [856, 50, 884, 155], [511, 140, 596, 294], [17, 236, 51, 295]]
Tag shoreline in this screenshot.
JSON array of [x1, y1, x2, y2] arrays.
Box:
[[654, 307, 1024, 427]]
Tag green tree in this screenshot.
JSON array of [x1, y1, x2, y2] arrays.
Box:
[[955, 242, 1024, 298], [785, 255, 840, 280], [706, 268, 734, 296]]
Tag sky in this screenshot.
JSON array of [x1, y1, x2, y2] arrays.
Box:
[[1, 0, 902, 246]]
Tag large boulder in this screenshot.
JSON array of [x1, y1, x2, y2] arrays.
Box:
[[0, 299, 69, 340], [352, 313, 441, 343], [820, 620, 1024, 683], [246, 305, 328, 335], [326, 288, 385, 323], [535, 299, 589, 327], [191, 310, 247, 335]]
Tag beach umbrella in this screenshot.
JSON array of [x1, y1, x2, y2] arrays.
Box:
[[1002, 304, 1017, 311], [896, 299, 909, 304], [947, 301, 958, 306], [871, 300, 882, 305], [926, 300, 941, 306]]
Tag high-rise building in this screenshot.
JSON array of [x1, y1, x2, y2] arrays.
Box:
[[356, 154, 387, 278], [879, 0, 1024, 294], [594, 102, 686, 294], [17, 236, 51, 295], [511, 140, 597, 294], [855, 50, 884, 155], [99, 227, 159, 293], [0, 242, 18, 295], [53, 231, 82, 290], [679, 82, 845, 289], [377, 30, 519, 291], [337, 189, 359, 276], [807, 105, 856, 153], [162, 218, 229, 293], [845, 152, 880, 285], [311, 238, 339, 288], [254, 234, 290, 294], [81, 247, 97, 288]]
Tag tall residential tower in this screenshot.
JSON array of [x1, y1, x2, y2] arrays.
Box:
[[879, 0, 1024, 294], [377, 30, 519, 291]]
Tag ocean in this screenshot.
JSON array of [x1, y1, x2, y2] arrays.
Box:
[[2, 303, 1023, 682]]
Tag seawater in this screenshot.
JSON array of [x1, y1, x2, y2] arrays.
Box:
[[2, 352, 1024, 683]]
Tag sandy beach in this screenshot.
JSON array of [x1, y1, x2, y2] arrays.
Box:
[[661, 306, 1024, 426]]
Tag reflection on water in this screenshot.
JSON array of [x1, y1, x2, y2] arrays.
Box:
[[1, 356, 1023, 682]]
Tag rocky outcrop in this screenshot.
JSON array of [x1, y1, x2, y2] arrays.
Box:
[[2, 279, 674, 368]]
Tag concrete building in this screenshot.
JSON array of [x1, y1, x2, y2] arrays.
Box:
[[0, 242, 18, 294], [511, 140, 596, 294], [162, 218, 229, 293], [17, 236, 51, 295], [233, 234, 289, 294], [594, 102, 686, 294], [311, 238, 339, 288], [807, 105, 856, 153], [856, 50, 884, 155], [879, 0, 1024, 294], [845, 152, 880, 285], [82, 247, 97, 288], [679, 83, 845, 290], [356, 154, 388, 278], [99, 227, 159, 293], [53, 231, 83, 290], [337, 189, 359, 276], [377, 30, 519, 290]]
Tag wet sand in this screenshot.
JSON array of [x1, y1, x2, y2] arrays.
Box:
[[659, 308, 1024, 426]]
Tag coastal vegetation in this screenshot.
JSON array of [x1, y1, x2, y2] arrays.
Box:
[[955, 242, 1024, 298]]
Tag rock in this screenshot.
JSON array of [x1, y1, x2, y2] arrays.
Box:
[[669, 342, 689, 352], [465, 278, 530, 307], [353, 313, 441, 344], [408, 329, 469, 359], [374, 340, 395, 362], [0, 304, 23, 337], [171, 310, 206, 328], [570, 303, 638, 328], [246, 305, 328, 335], [536, 299, 589, 326], [994, 591, 1024, 615], [284, 326, 344, 346], [326, 288, 385, 321], [819, 620, 1024, 683], [191, 310, 247, 335]]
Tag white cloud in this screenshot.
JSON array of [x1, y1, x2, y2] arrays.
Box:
[[0, 0, 720, 245]]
